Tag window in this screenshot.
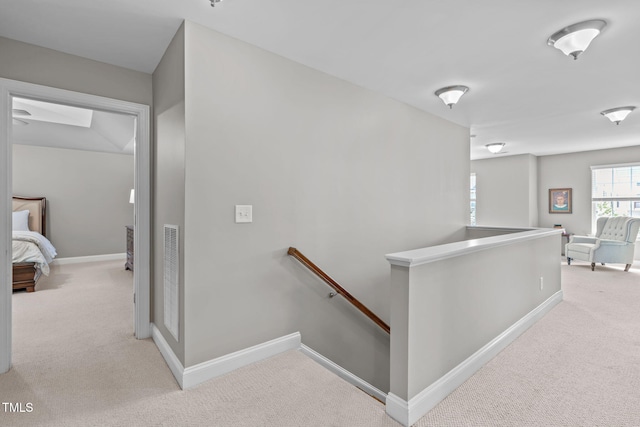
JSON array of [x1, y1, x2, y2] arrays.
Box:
[[470, 173, 476, 226], [591, 163, 640, 234]]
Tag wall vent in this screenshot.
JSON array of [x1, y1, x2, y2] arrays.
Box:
[[164, 224, 179, 341]]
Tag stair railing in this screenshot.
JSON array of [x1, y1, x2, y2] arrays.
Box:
[[287, 247, 390, 334]]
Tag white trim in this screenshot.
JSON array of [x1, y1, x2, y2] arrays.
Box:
[[151, 323, 185, 388], [385, 393, 410, 426], [133, 101, 151, 339], [183, 332, 301, 389], [151, 325, 302, 390], [590, 162, 640, 170], [300, 344, 387, 403], [52, 253, 126, 265], [592, 197, 640, 202], [150, 329, 384, 401], [386, 228, 561, 267], [0, 78, 152, 374], [0, 85, 11, 373], [386, 290, 563, 426]]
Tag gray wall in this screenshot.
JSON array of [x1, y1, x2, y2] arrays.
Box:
[[152, 23, 186, 364], [538, 145, 640, 235], [389, 232, 561, 401], [1, 37, 151, 258], [471, 154, 538, 227], [538, 146, 640, 259], [13, 144, 134, 258], [1, 37, 151, 257], [472, 146, 640, 259], [0, 37, 152, 106], [175, 21, 469, 392]]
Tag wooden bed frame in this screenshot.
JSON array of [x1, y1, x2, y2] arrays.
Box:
[[12, 196, 47, 293]]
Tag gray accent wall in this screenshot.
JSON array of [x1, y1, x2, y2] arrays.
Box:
[[13, 144, 134, 258], [157, 21, 470, 392]]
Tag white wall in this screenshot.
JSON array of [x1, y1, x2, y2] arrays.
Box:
[[13, 144, 134, 258], [471, 154, 538, 227], [173, 21, 469, 392]]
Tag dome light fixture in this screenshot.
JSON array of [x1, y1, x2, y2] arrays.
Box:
[[435, 85, 469, 109], [600, 106, 636, 125], [547, 19, 607, 60], [485, 143, 505, 154]]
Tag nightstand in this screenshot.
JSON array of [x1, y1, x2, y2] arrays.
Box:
[[125, 225, 134, 271]]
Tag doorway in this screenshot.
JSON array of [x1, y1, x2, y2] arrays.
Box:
[[0, 78, 151, 373]]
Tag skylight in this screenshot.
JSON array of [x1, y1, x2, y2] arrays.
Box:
[[12, 97, 93, 128]]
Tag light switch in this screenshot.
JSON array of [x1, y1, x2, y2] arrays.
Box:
[[235, 205, 253, 223]]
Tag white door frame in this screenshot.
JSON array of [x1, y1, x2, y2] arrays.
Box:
[[0, 78, 151, 373]]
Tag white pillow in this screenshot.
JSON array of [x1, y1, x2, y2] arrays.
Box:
[[12, 210, 30, 232]]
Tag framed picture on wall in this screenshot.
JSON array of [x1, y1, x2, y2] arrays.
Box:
[[549, 188, 572, 213]]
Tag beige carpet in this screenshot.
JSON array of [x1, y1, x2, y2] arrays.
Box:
[[3, 260, 396, 427], [416, 259, 640, 426], [2, 258, 640, 426]]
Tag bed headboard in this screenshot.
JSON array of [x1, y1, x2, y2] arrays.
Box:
[[12, 196, 47, 237]]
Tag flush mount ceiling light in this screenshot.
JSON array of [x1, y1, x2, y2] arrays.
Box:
[[435, 85, 469, 109], [547, 19, 606, 60], [485, 143, 505, 154], [600, 106, 636, 125]]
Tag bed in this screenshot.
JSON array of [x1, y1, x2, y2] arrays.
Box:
[[12, 196, 57, 292]]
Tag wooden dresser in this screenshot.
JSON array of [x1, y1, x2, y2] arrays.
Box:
[[125, 225, 134, 271]]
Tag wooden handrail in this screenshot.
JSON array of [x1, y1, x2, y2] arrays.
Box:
[[287, 247, 390, 334]]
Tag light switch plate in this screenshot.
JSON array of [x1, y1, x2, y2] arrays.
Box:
[[235, 205, 253, 223]]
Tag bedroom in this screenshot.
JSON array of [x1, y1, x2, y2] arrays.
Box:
[[11, 96, 135, 309]]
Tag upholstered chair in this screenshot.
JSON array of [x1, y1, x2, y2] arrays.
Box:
[[566, 216, 640, 271]]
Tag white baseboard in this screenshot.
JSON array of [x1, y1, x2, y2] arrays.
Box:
[[300, 344, 387, 403], [151, 323, 185, 388], [386, 290, 564, 426], [150, 326, 385, 402], [182, 332, 301, 389], [151, 324, 302, 390], [385, 393, 411, 426], [52, 253, 126, 265]]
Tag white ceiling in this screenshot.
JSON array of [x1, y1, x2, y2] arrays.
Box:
[[1, 0, 639, 160], [12, 97, 136, 155]]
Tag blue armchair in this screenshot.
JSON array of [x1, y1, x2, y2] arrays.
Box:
[[566, 216, 640, 271]]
